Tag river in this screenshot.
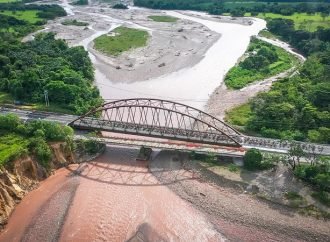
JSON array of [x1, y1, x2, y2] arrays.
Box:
[[68, 4, 266, 109], [94, 12, 265, 109], [1, 3, 269, 242]]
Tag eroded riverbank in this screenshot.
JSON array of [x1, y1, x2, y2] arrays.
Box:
[[2, 146, 329, 241], [0, 146, 225, 241], [2, 1, 325, 241]]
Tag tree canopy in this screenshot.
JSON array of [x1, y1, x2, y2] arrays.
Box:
[[0, 32, 102, 114]]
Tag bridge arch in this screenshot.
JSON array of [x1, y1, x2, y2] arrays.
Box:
[[69, 98, 242, 146]]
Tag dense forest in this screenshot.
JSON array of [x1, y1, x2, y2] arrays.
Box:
[[134, 0, 330, 16], [267, 18, 330, 55], [0, 3, 66, 36], [243, 18, 330, 143], [0, 32, 102, 114], [247, 49, 330, 143], [0, 3, 102, 114], [0, 3, 66, 20]]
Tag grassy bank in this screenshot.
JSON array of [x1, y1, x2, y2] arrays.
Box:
[[148, 15, 178, 22], [0, 133, 28, 166], [225, 103, 251, 127], [225, 38, 298, 89], [0, 92, 14, 105], [94, 26, 149, 56], [245, 12, 330, 32]]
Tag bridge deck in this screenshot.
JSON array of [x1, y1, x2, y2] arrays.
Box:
[[76, 134, 246, 157], [1, 107, 330, 156]]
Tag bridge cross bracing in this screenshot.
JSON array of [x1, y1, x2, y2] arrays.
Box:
[[70, 98, 242, 147]]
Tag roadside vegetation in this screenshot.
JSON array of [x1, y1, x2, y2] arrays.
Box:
[[148, 15, 178, 22], [225, 38, 298, 89], [94, 26, 149, 56], [62, 19, 89, 26], [243, 148, 274, 171], [285, 145, 330, 208], [0, 114, 73, 168]]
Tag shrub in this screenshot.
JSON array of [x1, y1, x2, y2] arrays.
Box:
[[228, 163, 239, 172], [314, 173, 330, 192], [27, 120, 73, 141], [285, 191, 302, 200], [112, 3, 128, 9], [34, 139, 52, 168], [0, 114, 21, 132], [243, 148, 263, 170], [294, 163, 330, 192], [75, 139, 103, 155], [312, 191, 330, 207]]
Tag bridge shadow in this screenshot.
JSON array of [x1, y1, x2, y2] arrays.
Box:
[[65, 145, 198, 187]]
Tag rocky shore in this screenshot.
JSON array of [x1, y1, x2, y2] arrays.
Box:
[[150, 150, 330, 241]]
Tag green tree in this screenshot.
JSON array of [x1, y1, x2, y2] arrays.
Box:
[[0, 114, 21, 132], [287, 143, 305, 170], [243, 148, 263, 170]]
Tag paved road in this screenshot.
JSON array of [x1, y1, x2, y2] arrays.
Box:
[[0, 107, 77, 125], [1, 107, 329, 155]]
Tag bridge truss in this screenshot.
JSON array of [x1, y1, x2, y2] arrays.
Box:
[[69, 98, 242, 147]]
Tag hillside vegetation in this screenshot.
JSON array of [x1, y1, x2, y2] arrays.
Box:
[[0, 32, 102, 114], [134, 0, 330, 16], [225, 38, 298, 89], [227, 45, 330, 143], [246, 50, 330, 143], [0, 114, 73, 167]]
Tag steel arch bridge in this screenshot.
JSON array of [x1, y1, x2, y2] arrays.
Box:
[[69, 98, 242, 147]]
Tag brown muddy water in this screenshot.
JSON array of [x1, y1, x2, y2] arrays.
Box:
[[0, 146, 224, 242]]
